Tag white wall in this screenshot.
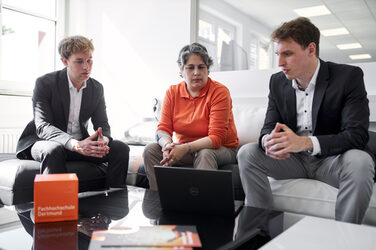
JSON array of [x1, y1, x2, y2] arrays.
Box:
[[354, 62, 376, 122], [0, 95, 32, 129], [68, 0, 192, 138], [352, 62, 376, 95]]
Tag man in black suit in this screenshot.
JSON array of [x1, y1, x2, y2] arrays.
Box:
[[237, 17, 374, 224], [16, 35, 129, 188]]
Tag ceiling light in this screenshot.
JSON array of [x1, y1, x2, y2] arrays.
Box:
[[294, 5, 331, 17], [321, 28, 349, 37], [336, 43, 362, 50], [349, 54, 371, 60]]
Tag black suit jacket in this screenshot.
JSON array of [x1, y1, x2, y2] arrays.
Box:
[[16, 68, 111, 159], [260, 59, 370, 157]]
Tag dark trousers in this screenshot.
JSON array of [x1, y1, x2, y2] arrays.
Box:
[[30, 140, 129, 188]]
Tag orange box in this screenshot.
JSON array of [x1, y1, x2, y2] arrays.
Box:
[[34, 173, 78, 223]]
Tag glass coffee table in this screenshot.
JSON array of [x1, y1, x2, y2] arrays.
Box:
[[0, 186, 283, 249]]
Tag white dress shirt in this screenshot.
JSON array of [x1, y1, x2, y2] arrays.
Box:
[[292, 60, 321, 155], [65, 72, 87, 151]]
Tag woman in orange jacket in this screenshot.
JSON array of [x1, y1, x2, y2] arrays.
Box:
[[143, 43, 239, 190]]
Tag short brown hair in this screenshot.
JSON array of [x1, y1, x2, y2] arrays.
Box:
[[271, 17, 320, 57], [58, 35, 94, 59]]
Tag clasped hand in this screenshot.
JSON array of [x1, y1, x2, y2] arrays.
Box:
[[73, 127, 110, 158], [264, 123, 311, 160], [160, 143, 187, 166]]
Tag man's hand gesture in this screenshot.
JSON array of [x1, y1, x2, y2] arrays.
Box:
[[73, 127, 110, 158], [264, 123, 313, 160]]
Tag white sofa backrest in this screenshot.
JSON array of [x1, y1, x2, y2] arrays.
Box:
[[232, 105, 266, 147], [231, 97, 267, 147], [149, 97, 268, 147]]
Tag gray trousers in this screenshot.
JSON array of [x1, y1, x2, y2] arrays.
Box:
[[143, 143, 237, 190], [237, 142, 375, 224]]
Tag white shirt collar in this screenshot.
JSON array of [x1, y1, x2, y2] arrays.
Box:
[[67, 71, 87, 90]]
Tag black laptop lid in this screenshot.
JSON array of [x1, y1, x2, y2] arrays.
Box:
[[154, 166, 238, 217]]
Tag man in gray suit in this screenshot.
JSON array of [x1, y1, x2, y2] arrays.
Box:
[[16, 36, 129, 188], [237, 17, 375, 224]]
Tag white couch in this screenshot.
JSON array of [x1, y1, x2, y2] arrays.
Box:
[[232, 98, 376, 227], [124, 97, 376, 228]]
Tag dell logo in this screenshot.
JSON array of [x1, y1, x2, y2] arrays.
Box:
[[189, 186, 200, 196]]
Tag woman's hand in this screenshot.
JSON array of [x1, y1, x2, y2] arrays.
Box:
[[160, 143, 174, 165], [160, 143, 189, 166]]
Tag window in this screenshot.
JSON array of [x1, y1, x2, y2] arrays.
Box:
[[249, 35, 274, 70], [198, 19, 215, 42], [0, 0, 62, 95], [198, 11, 237, 71], [197, 0, 275, 72]]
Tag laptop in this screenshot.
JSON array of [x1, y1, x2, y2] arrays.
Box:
[[154, 166, 243, 217]]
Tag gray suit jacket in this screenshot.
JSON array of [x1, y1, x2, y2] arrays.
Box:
[[259, 59, 370, 157], [16, 68, 111, 159]]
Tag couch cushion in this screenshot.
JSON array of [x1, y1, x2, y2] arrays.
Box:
[[269, 178, 376, 225], [0, 159, 107, 205], [368, 130, 376, 159], [0, 153, 17, 162], [126, 145, 146, 186], [368, 131, 376, 181], [368, 131, 376, 154], [232, 105, 266, 147]]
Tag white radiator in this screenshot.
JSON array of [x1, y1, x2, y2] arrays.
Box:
[[0, 128, 22, 153]]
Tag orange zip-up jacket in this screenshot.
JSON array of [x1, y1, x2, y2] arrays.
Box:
[[157, 77, 239, 149]]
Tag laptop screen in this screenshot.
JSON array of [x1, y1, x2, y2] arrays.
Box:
[[154, 166, 242, 217]]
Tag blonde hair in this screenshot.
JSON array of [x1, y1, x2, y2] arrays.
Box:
[[58, 35, 94, 59]]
